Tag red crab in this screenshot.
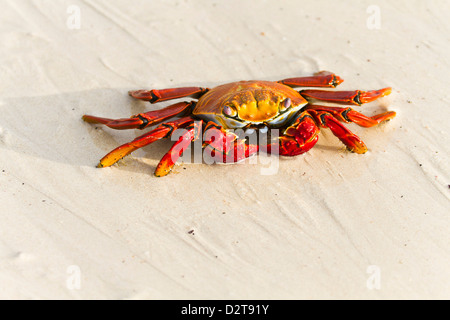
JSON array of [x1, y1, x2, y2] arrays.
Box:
[[82, 71, 395, 177]]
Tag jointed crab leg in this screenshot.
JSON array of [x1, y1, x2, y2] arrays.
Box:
[[96, 117, 194, 168], [278, 71, 344, 88], [129, 87, 209, 104], [155, 121, 202, 177], [82, 101, 194, 130], [304, 105, 396, 128], [301, 87, 392, 105], [308, 110, 368, 154]]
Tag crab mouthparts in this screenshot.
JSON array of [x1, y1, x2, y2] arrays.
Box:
[[244, 125, 269, 135]]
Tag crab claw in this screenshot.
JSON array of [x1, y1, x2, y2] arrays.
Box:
[[202, 123, 238, 153]]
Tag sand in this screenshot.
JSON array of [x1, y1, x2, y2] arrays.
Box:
[[1, 0, 449, 299]]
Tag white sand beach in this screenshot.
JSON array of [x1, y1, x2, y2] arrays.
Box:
[[0, 0, 449, 299]]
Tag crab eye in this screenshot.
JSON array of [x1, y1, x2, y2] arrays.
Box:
[[280, 98, 291, 111], [223, 105, 237, 117]]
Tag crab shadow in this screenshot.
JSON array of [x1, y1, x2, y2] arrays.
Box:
[[0, 88, 195, 171]]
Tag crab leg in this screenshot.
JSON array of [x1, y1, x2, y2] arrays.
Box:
[[301, 87, 392, 105], [278, 71, 344, 88], [96, 117, 194, 168], [308, 110, 367, 154], [155, 121, 202, 177], [129, 87, 209, 104], [303, 105, 396, 127], [82, 101, 194, 130]]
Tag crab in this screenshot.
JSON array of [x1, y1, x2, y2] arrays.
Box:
[[82, 71, 395, 177]]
